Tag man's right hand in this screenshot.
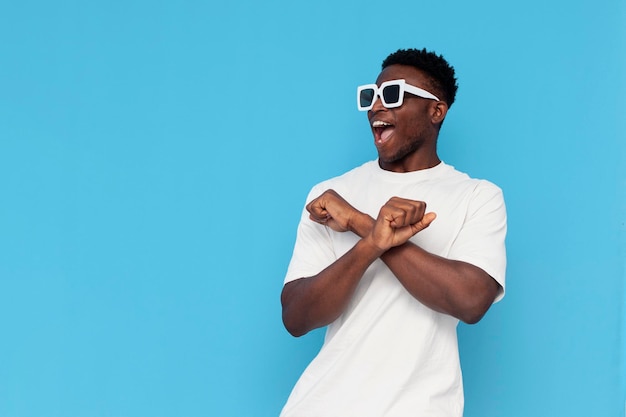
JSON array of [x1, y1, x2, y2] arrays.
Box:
[[306, 191, 436, 250], [284, 194, 436, 337], [367, 197, 437, 252]]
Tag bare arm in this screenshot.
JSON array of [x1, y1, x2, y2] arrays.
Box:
[[285, 189, 501, 330], [281, 190, 435, 336], [281, 237, 383, 337], [344, 198, 501, 324]]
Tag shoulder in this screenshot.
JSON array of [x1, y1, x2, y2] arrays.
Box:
[[430, 166, 506, 222], [442, 164, 504, 198], [306, 160, 377, 202]]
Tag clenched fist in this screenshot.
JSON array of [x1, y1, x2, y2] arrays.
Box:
[[306, 189, 360, 233], [368, 197, 436, 251], [307, 190, 436, 254]]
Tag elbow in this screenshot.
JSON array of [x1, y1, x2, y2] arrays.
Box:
[[280, 278, 335, 337], [456, 294, 495, 325], [281, 293, 310, 337], [459, 308, 488, 325], [282, 311, 309, 338], [456, 272, 501, 324], [281, 279, 315, 337], [285, 325, 308, 338]]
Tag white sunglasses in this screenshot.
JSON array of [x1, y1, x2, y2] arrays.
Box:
[[357, 79, 440, 111]]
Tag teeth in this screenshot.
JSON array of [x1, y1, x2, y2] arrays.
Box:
[[372, 120, 391, 128]]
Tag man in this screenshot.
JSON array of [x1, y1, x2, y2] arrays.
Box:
[[280, 48, 507, 417]]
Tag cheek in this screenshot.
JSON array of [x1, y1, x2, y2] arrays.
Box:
[[398, 104, 430, 128], [401, 115, 428, 136]]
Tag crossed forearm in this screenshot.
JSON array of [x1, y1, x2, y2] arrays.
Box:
[[349, 212, 500, 324], [281, 190, 499, 337], [281, 237, 385, 337]]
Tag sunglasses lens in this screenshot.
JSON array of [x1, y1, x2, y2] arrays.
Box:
[[359, 88, 375, 108], [382, 84, 401, 105]]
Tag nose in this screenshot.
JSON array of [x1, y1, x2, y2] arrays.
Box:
[[369, 92, 387, 113]]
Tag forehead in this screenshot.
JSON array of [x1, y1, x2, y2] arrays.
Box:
[[376, 64, 429, 87]]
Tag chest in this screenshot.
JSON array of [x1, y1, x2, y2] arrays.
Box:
[[329, 179, 475, 259]]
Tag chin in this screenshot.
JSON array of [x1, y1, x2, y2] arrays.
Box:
[[384, 141, 422, 164], [379, 151, 409, 165]]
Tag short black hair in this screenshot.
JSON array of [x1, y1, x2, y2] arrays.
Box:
[[382, 48, 458, 107]]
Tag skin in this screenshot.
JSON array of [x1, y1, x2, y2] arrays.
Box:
[[281, 64, 501, 337]]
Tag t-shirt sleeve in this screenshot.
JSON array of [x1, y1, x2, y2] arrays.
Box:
[[284, 185, 337, 285], [447, 180, 507, 302]]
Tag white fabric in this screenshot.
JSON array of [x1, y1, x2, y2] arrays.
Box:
[[281, 160, 507, 417]]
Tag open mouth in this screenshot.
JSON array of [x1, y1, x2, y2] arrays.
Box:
[[372, 120, 395, 144]]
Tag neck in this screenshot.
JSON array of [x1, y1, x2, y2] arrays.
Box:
[[379, 150, 441, 173]]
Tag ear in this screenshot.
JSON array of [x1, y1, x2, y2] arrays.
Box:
[[430, 101, 449, 125]]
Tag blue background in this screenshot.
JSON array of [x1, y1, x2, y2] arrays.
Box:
[[1, 0, 624, 416]]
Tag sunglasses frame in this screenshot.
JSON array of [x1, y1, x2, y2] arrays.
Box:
[[357, 79, 440, 111]]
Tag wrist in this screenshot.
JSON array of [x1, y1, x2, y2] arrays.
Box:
[[348, 212, 375, 238], [358, 234, 387, 259]]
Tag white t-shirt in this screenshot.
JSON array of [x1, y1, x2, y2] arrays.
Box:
[[281, 160, 507, 417]]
